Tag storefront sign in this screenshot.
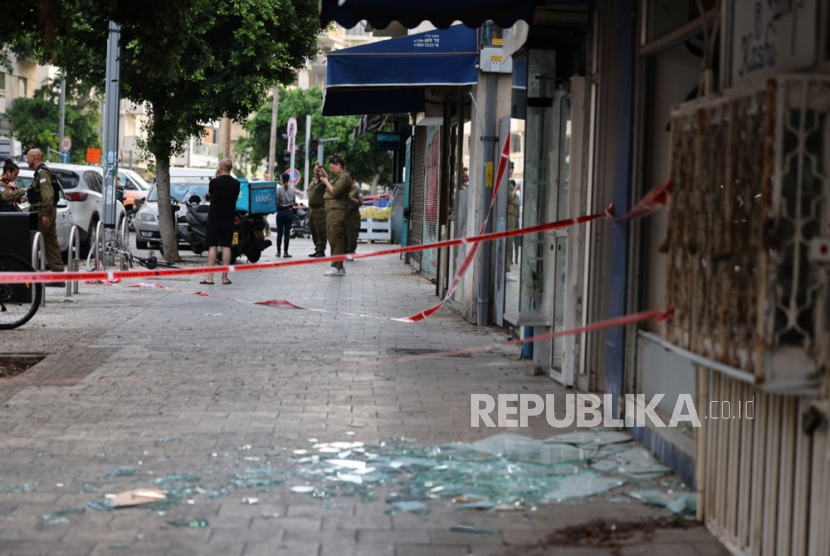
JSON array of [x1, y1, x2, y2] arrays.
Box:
[[375, 132, 401, 151], [731, 0, 816, 85]]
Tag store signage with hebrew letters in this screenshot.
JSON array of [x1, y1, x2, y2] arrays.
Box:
[[731, 0, 817, 85]]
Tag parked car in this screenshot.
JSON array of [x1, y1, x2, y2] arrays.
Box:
[[109, 168, 151, 230], [17, 170, 76, 255], [24, 163, 127, 254], [135, 178, 211, 250]]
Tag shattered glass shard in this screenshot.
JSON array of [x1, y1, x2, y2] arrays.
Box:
[[627, 489, 675, 507], [543, 430, 631, 446], [542, 475, 626, 502], [392, 501, 431, 515]]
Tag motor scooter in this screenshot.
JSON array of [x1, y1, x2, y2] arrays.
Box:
[[291, 206, 310, 238], [179, 195, 209, 255], [180, 195, 271, 263]]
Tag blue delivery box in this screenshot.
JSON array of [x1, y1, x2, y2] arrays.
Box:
[[237, 180, 277, 215]]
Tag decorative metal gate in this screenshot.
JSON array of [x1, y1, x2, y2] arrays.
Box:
[[419, 126, 441, 281], [666, 76, 830, 555]]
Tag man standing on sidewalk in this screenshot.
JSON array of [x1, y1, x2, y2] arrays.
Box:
[[201, 158, 240, 286], [26, 149, 65, 287], [307, 163, 327, 257]]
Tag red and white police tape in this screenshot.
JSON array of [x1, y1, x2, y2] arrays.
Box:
[[0, 181, 670, 288], [1, 307, 674, 386]]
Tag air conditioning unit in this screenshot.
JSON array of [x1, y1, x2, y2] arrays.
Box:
[[663, 76, 830, 395]]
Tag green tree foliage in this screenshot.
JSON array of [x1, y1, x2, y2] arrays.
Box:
[[237, 86, 392, 187], [7, 0, 321, 260], [6, 79, 101, 163]]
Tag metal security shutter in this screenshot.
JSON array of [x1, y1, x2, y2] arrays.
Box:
[[410, 126, 426, 270], [419, 126, 441, 281]]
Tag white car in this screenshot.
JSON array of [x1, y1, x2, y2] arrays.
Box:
[[31, 163, 126, 254]]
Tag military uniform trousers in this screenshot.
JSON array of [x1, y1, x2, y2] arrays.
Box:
[[347, 209, 361, 253], [309, 205, 327, 253], [325, 202, 348, 270], [36, 205, 64, 272]]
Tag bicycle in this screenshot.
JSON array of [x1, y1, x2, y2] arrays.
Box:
[[85, 220, 134, 272], [0, 253, 42, 329]]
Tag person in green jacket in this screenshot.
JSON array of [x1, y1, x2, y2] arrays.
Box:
[[0, 159, 26, 212], [346, 176, 364, 255], [318, 155, 351, 276], [307, 164, 327, 257], [26, 149, 65, 286]]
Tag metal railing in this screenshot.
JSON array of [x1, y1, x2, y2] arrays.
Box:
[[117, 217, 131, 270], [66, 225, 81, 296], [93, 220, 105, 269], [31, 231, 47, 306]]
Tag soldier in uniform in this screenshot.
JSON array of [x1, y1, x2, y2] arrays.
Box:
[[307, 163, 327, 257], [26, 149, 65, 286], [0, 159, 26, 212], [346, 175, 364, 255], [319, 154, 351, 276]]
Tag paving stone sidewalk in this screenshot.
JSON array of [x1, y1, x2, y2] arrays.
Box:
[[0, 238, 726, 556]]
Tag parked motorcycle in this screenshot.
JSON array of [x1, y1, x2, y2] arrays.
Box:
[[179, 195, 271, 263], [291, 206, 310, 239]]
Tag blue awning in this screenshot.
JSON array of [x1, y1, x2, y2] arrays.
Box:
[[319, 0, 536, 31], [323, 26, 478, 116]]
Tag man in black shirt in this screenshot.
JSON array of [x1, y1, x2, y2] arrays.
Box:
[[201, 158, 240, 285]]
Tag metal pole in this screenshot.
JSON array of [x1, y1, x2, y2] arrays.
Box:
[[288, 118, 296, 182], [58, 75, 66, 163], [303, 115, 311, 192], [476, 74, 498, 327], [101, 21, 121, 229], [267, 87, 279, 179]]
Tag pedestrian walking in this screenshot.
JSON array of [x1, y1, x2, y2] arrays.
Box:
[[25, 149, 65, 287], [0, 159, 26, 212], [346, 175, 364, 256], [201, 158, 240, 285], [275, 172, 297, 258], [319, 154, 351, 276], [307, 164, 327, 257]]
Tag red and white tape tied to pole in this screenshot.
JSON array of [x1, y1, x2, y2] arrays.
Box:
[[2, 307, 674, 386], [0, 163, 671, 298]]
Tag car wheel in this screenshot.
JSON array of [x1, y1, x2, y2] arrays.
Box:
[[126, 209, 137, 231], [136, 240, 149, 250], [191, 242, 204, 256], [247, 249, 261, 263], [80, 218, 98, 257]]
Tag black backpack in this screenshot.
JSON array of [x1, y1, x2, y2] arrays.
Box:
[[27, 165, 62, 206]]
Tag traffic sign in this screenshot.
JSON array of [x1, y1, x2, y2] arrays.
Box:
[[86, 148, 101, 163], [282, 168, 301, 186], [60, 136, 72, 152]]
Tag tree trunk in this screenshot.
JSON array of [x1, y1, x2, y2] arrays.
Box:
[[370, 174, 381, 195], [155, 156, 181, 261]]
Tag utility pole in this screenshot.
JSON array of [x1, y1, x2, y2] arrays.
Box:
[[303, 115, 311, 192], [101, 21, 121, 229], [267, 87, 279, 179], [58, 75, 66, 163]]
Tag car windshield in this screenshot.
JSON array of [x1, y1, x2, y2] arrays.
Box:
[[147, 181, 211, 202], [121, 170, 151, 191], [16, 174, 34, 189]]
